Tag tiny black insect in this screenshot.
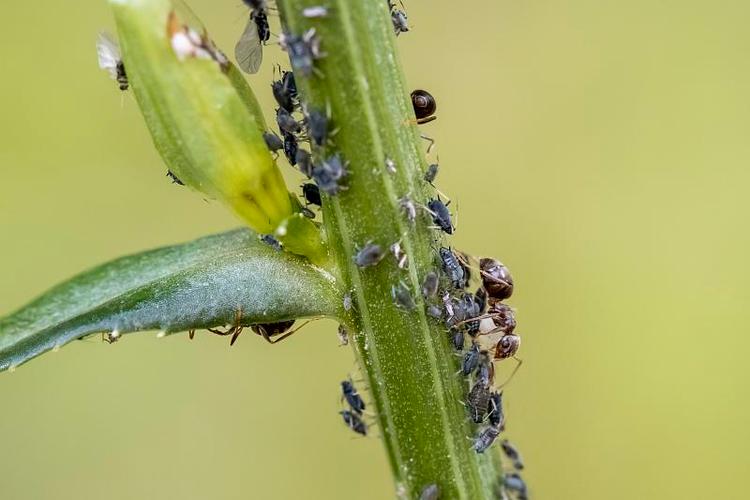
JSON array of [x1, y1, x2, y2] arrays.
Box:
[[295, 149, 314, 178], [476, 350, 495, 388], [263, 131, 284, 153], [467, 379, 491, 423], [418, 484, 439, 500], [451, 328, 465, 351], [474, 287, 488, 315], [504, 473, 529, 499], [389, 1, 409, 36], [462, 342, 481, 376], [421, 271, 439, 298], [280, 29, 322, 77], [305, 108, 329, 146], [272, 76, 296, 113], [235, 1, 269, 74], [500, 439, 524, 470], [473, 425, 501, 454], [354, 243, 385, 268], [283, 132, 298, 165], [411, 89, 437, 124], [276, 107, 302, 135], [488, 391, 505, 429], [166, 170, 184, 185], [259, 234, 282, 251], [392, 283, 416, 310], [340, 409, 367, 436], [341, 380, 366, 414], [439, 248, 466, 289], [312, 154, 347, 195], [302, 182, 322, 206], [424, 163, 439, 184], [427, 198, 453, 234]]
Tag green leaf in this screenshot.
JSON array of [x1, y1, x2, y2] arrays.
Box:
[[0, 229, 342, 373]]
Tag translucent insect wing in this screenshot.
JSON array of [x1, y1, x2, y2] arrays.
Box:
[[96, 32, 121, 79], [235, 15, 263, 74]]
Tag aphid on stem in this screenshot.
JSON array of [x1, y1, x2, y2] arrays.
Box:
[[96, 32, 128, 91], [340, 409, 367, 436]]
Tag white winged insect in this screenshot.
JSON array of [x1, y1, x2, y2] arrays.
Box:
[[96, 32, 128, 91], [235, 1, 270, 74]]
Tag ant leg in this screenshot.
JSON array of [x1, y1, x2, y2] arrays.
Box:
[[416, 115, 437, 125], [230, 326, 245, 346], [188, 329, 195, 340], [495, 357, 523, 389], [261, 319, 315, 344], [420, 134, 436, 154]]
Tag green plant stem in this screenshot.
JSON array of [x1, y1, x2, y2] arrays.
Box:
[[277, 1, 502, 497]]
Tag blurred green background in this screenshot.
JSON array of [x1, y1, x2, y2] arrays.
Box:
[[1, 0, 748, 498]]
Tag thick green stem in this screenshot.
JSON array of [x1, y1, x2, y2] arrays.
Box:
[[277, 1, 502, 497]]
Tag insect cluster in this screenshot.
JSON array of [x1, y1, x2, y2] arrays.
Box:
[[339, 378, 368, 436]]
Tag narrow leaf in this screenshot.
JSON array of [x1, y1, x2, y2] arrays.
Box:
[[0, 229, 342, 372]]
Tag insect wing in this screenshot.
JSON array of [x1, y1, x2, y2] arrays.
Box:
[[235, 15, 263, 74], [96, 32, 121, 79]]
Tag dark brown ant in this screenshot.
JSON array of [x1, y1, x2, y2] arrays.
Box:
[[411, 89, 436, 124], [480, 258, 514, 300], [251, 319, 313, 344]]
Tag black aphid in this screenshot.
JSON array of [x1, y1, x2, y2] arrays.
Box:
[[260, 234, 282, 251], [392, 283, 416, 310], [427, 305, 443, 319], [306, 108, 328, 146], [272, 76, 296, 113], [451, 328, 465, 351], [296, 149, 314, 177], [459, 292, 481, 335], [166, 170, 184, 185], [500, 439, 524, 470], [263, 131, 284, 153], [340, 410, 367, 436], [341, 380, 366, 414], [276, 107, 302, 134], [302, 182, 322, 206], [411, 89, 437, 124], [421, 271, 439, 298], [474, 287, 488, 315], [399, 196, 417, 222], [424, 163, 439, 183], [504, 473, 528, 499], [389, 1, 409, 36], [439, 248, 466, 289], [488, 392, 505, 429], [473, 425, 500, 454], [337, 324, 349, 346], [462, 342, 481, 376], [476, 350, 494, 388], [235, 1, 269, 74], [312, 154, 347, 195], [354, 243, 385, 268], [300, 207, 316, 219], [283, 132, 298, 165], [428, 198, 453, 234], [280, 29, 322, 77], [419, 484, 440, 500], [467, 380, 491, 423]]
